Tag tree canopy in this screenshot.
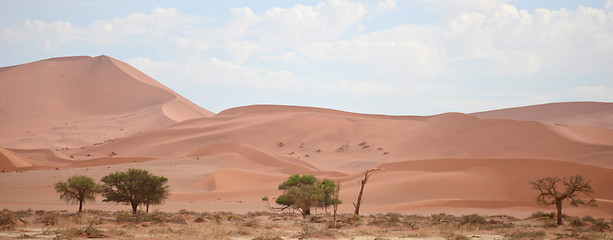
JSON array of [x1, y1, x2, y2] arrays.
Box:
[[530, 175, 596, 225], [272, 174, 340, 218], [54, 175, 100, 213], [100, 169, 169, 214]]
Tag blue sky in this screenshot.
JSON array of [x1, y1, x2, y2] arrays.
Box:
[[1, 0, 612, 115]]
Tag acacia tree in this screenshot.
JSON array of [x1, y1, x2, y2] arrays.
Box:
[[266, 174, 340, 218], [530, 175, 596, 225], [142, 174, 170, 213], [54, 175, 100, 213], [100, 169, 169, 214]]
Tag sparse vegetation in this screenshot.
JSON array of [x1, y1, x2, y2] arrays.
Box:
[[0, 209, 610, 239]]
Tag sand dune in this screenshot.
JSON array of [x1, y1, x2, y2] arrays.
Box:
[[1, 56, 612, 218], [0, 148, 33, 170], [187, 142, 319, 174], [472, 102, 613, 129], [0, 55, 212, 150], [69, 105, 613, 169]]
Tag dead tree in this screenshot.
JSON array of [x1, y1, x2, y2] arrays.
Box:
[[353, 168, 384, 215]]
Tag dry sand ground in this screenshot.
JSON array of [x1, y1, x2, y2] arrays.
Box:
[[1, 209, 612, 240], [1, 56, 613, 235]]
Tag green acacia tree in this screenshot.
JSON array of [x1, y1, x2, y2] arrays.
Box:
[[54, 175, 100, 213], [267, 174, 341, 218], [530, 175, 596, 226], [100, 169, 169, 214]]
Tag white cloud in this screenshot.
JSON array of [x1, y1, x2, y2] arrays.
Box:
[[1, 7, 200, 49], [375, 0, 396, 14], [562, 86, 613, 101], [3, 1, 613, 115]]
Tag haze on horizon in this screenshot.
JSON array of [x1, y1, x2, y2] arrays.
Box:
[[1, 0, 613, 116]]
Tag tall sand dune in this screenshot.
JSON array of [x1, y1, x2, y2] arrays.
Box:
[[0, 55, 213, 150]]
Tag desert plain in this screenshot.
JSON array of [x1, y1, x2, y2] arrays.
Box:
[[1, 55, 613, 239]]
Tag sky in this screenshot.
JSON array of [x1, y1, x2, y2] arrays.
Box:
[[1, 0, 612, 115]]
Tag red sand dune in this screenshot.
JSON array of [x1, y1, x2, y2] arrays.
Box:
[[1, 56, 612, 218], [0, 55, 213, 150]]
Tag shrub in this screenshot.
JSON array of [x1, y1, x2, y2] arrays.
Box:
[[529, 211, 554, 220], [114, 211, 134, 223], [37, 212, 59, 226], [505, 230, 546, 240], [568, 216, 586, 228], [0, 210, 15, 226], [582, 215, 597, 223], [590, 219, 610, 232], [459, 214, 488, 229], [442, 231, 470, 240]]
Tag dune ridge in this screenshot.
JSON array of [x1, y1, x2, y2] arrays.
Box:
[[472, 102, 613, 129]]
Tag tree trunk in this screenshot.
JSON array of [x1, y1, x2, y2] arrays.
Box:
[[354, 168, 382, 215], [146, 203, 150, 213], [131, 201, 138, 215], [353, 180, 365, 215], [555, 199, 563, 226], [332, 183, 340, 228], [78, 200, 83, 213]]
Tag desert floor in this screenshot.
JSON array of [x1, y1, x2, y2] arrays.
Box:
[[1, 209, 612, 240]]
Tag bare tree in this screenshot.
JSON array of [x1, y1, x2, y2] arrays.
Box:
[[530, 175, 596, 225], [353, 168, 384, 215]]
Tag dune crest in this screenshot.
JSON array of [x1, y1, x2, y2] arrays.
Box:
[[472, 102, 613, 129]]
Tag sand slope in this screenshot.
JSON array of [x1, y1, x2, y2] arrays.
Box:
[[0, 55, 213, 150]]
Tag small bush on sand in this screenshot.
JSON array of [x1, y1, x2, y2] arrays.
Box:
[[37, 212, 60, 226], [0, 209, 15, 226], [529, 211, 554, 220], [568, 216, 586, 228], [590, 219, 610, 232], [114, 211, 134, 223], [441, 231, 470, 240], [253, 237, 283, 240], [581, 215, 596, 223], [505, 230, 546, 240], [458, 214, 488, 229]]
